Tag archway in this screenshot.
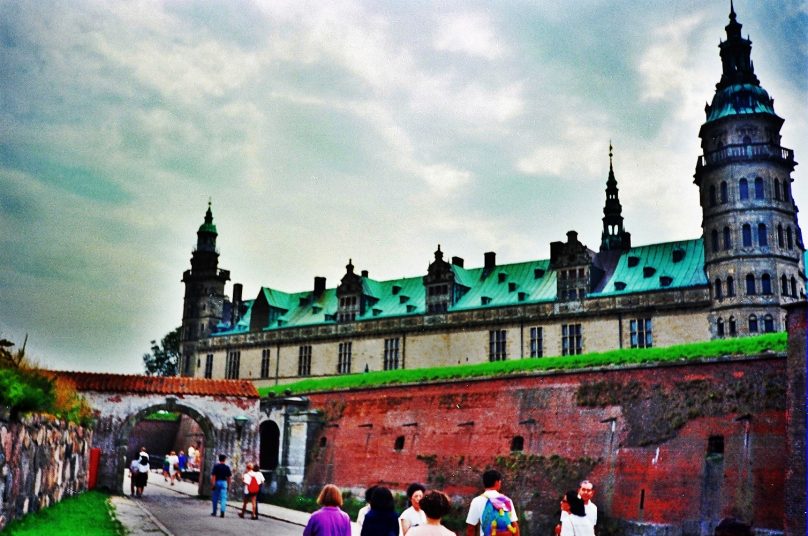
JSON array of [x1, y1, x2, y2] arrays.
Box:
[[259, 420, 280, 472], [115, 401, 216, 497]]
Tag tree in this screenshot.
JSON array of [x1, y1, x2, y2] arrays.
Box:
[[143, 327, 181, 376]]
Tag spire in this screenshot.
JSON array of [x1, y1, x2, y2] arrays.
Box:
[[716, 2, 759, 90], [600, 143, 631, 252], [196, 200, 218, 252]]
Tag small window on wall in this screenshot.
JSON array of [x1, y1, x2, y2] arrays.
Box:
[[319, 437, 327, 448], [707, 435, 724, 457], [716, 318, 724, 337], [728, 316, 737, 337], [763, 314, 775, 333], [394, 436, 405, 451], [748, 314, 759, 333], [630, 318, 653, 348], [739, 178, 749, 200], [510, 436, 524, 452]]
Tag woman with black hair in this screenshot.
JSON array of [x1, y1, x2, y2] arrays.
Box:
[[399, 483, 427, 535], [361, 486, 400, 536], [559, 490, 594, 536]]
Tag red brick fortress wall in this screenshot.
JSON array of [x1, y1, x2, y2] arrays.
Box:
[[304, 356, 787, 535]]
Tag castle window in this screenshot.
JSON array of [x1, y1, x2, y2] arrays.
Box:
[[630, 318, 653, 349], [319, 437, 327, 449], [761, 274, 772, 295], [534, 268, 545, 279], [745, 274, 756, 295], [338, 295, 359, 322], [758, 223, 768, 246], [716, 318, 724, 338], [714, 279, 722, 299], [763, 314, 774, 333], [707, 435, 724, 456], [384, 338, 400, 370], [261, 348, 271, 379], [781, 275, 789, 296], [711, 230, 719, 252], [709, 185, 717, 207], [754, 177, 764, 199], [489, 330, 507, 361], [723, 227, 732, 250], [204, 354, 213, 379], [298, 345, 312, 376], [225, 350, 241, 379], [394, 436, 405, 451], [643, 266, 656, 278], [672, 249, 685, 263], [739, 178, 749, 200], [720, 181, 728, 204], [787, 227, 794, 249], [562, 323, 582, 356], [742, 224, 752, 247], [728, 316, 737, 336], [510, 436, 525, 452], [748, 314, 758, 333], [778, 224, 784, 247], [775, 179, 781, 200], [726, 276, 735, 297], [529, 327, 543, 358], [627, 256, 640, 267], [784, 181, 791, 202], [337, 342, 352, 374], [791, 276, 798, 298]]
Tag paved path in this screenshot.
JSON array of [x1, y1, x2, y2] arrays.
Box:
[[112, 471, 314, 536]]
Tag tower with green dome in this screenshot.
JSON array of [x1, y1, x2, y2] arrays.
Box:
[[180, 202, 230, 376], [694, 3, 804, 337]]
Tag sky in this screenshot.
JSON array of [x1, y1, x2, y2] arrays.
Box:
[[1, 0, 807, 374]]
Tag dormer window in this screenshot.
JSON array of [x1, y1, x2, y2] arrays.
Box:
[[424, 245, 455, 314], [338, 295, 359, 322]]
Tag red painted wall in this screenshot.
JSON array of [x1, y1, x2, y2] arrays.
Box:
[[303, 356, 786, 534]]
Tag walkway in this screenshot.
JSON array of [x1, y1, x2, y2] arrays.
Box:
[[112, 471, 315, 536]]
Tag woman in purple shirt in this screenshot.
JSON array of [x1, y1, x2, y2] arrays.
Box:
[[304, 484, 352, 536]]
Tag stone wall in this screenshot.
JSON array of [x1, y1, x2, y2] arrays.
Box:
[[0, 415, 93, 530]]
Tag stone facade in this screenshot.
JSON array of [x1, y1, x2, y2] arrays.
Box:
[[0, 415, 92, 530]]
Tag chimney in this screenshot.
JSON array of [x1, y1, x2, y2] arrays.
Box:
[[484, 251, 496, 271], [232, 283, 243, 325], [451, 256, 464, 267], [566, 230, 578, 243], [314, 276, 326, 296], [361, 270, 369, 278]]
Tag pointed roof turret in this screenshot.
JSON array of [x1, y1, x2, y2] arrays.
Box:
[[195, 200, 218, 253], [198, 199, 218, 235], [716, 2, 759, 90], [600, 143, 631, 252]]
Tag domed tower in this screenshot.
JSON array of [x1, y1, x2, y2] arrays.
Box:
[[694, 5, 804, 337], [180, 202, 230, 376]]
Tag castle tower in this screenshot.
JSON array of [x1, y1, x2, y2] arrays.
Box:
[[180, 202, 230, 376], [600, 143, 631, 252], [694, 5, 804, 337]]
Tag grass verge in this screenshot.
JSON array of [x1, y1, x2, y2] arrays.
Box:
[[5, 490, 125, 536], [259, 332, 786, 397]]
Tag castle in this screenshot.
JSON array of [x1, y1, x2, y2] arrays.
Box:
[[179, 6, 804, 385]]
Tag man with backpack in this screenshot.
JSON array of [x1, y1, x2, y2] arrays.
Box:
[[465, 469, 519, 536], [238, 462, 265, 519]]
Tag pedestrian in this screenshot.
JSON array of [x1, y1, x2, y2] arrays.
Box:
[[361, 486, 399, 536], [210, 454, 232, 517], [135, 451, 150, 497], [357, 486, 380, 527], [129, 456, 140, 496], [558, 491, 593, 536], [303, 484, 352, 536], [407, 491, 455, 536], [465, 469, 519, 536], [167, 450, 180, 485], [162, 453, 171, 482], [178, 450, 188, 472], [578, 480, 597, 529], [399, 483, 427, 535], [238, 462, 265, 520]]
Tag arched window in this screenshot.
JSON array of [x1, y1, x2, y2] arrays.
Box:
[[739, 178, 749, 200], [510, 436, 525, 452], [746, 273, 756, 295], [778, 224, 784, 247], [742, 224, 752, 247], [714, 279, 722, 299], [784, 181, 791, 201], [711, 229, 719, 252], [758, 223, 768, 247], [720, 181, 728, 203], [748, 314, 758, 333], [782, 275, 789, 296], [716, 317, 724, 337], [260, 420, 281, 470], [774, 179, 781, 200], [723, 227, 732, 250], [791, 276, 798, 298], [761, 273, 772, 295], [787, 227, 794, 249], [754, 177, 764, 199], [728, 316, 737, 336], [726, 276, 735, 297], [709, 185, 717, 207], [763, 314, 774, 333]]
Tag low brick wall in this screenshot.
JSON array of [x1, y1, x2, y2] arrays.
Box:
[[0, 415, 93, 529]]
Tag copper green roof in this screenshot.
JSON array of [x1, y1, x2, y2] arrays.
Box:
[[705, 83, 778, 123], [212, 239, 709, 336]]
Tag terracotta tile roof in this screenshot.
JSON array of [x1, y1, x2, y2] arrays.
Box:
[[53, 372, 259, 398]]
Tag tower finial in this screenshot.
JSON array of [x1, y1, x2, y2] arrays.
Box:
[[609, 140, 613, 169]]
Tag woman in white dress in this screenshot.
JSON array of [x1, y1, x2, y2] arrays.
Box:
[[559, 491, 594, 536], [399, 483, 426, 535]]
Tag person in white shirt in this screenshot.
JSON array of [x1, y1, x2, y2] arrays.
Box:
[[558, 491, 594, 536], [399, 483, 427, 535], [577, 481, 597, 530], [465, 469, 519, 536], [167, 451, 180, 485], [407, 491, 455, 536], [238, 462, 266, 520]]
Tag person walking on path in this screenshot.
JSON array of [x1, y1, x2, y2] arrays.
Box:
[[361, 486, 399, 536], [129, 457, 139, 496], [399, 483, 427, 536], [167, 451, 180, 486], [465, 469, 519, 536], [238, 462, 265, 520], [407, 491, 455, 536], [210, 454, 232, 517], [134, 451, 150, 497], [303, 484, 352, 536]]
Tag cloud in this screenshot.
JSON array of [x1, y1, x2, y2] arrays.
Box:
[[433, 12, 506, 60]]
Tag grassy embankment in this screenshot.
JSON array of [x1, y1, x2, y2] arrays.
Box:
[[5, 490, 124, 536], [259, 332, 787, 397]]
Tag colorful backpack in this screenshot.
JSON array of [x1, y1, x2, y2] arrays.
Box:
[[248, 475, 260, 494], [480, 494, 517, 536]]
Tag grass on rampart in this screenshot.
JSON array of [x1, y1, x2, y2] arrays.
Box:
[[259, 332, 787, 397], [5, 490, 124, 536]]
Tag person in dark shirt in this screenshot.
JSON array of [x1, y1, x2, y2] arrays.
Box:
[[210, 454, 232, 517], [361, 486, 399, 536]]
